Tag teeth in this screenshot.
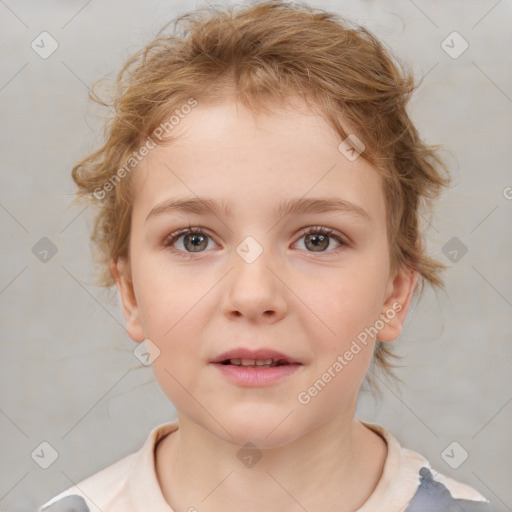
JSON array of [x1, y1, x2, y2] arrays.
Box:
[[255, 359, 273, 366], [229, 358, 278, 367]]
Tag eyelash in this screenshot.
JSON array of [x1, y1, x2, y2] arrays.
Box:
[[161, 225, 348, 259]]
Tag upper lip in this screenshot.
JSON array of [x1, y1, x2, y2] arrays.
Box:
[[210, 348, 302, 364]]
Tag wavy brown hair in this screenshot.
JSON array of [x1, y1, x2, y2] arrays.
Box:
[[71, 0, 450, 384]]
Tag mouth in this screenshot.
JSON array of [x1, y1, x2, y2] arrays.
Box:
[[210, 348, 302, 366], [218, 358, 292, 368], [212, 360, 301, 386], [210, 348, 302, 386]]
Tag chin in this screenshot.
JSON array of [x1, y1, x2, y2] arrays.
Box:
[[214, 410, 302, 449]]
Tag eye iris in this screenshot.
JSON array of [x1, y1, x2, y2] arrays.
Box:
[[305, 233, 329, 252], [184, 233, 207, 252]]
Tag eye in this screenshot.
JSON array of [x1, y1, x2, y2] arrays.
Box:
[[162, 226, 217, 255], [162, 225, 348, 257], [294, 226, 347, 254]]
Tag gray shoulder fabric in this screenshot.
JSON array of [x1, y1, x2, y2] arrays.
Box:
[[39, 495, 90, 512], [405, 467, 494, 511]]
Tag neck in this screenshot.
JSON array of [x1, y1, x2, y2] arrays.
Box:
[[155, 410, 387, 512]]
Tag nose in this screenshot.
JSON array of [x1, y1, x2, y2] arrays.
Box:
[[221, 239, 287, 324]]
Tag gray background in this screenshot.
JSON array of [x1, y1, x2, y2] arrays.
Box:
[[0, 0, 511, 510]]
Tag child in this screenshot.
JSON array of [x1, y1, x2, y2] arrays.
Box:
[[38, 1, 493, 510]]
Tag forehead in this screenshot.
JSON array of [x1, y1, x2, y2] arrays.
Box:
[[131, 96, 386, 225]]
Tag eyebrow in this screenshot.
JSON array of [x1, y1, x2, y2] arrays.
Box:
[[145, 196, 371, 223]]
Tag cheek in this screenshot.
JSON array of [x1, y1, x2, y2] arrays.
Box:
[[132, 252, 201, 333], [143, 295, 207, 413], [302, 265, 387, 344], [133, 257, 213, 353]]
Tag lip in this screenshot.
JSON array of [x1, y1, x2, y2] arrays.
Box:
[[210, 348, 301, 364], [209, 347, 303, 387], [211, 362, 302, 386]]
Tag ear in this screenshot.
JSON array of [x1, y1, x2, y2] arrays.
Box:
[[111, 258, 145, 343], [377, 265, 419, 343]]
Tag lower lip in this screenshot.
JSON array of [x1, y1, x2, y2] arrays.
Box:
[[211, 363, 302, 386]]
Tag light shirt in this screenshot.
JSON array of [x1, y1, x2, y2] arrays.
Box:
[[38, 420, 493, 511]]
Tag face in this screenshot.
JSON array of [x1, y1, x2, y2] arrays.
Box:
[[113, 95, 417, 448]]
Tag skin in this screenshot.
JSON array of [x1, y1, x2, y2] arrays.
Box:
[[112, 95, 418, 512]]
